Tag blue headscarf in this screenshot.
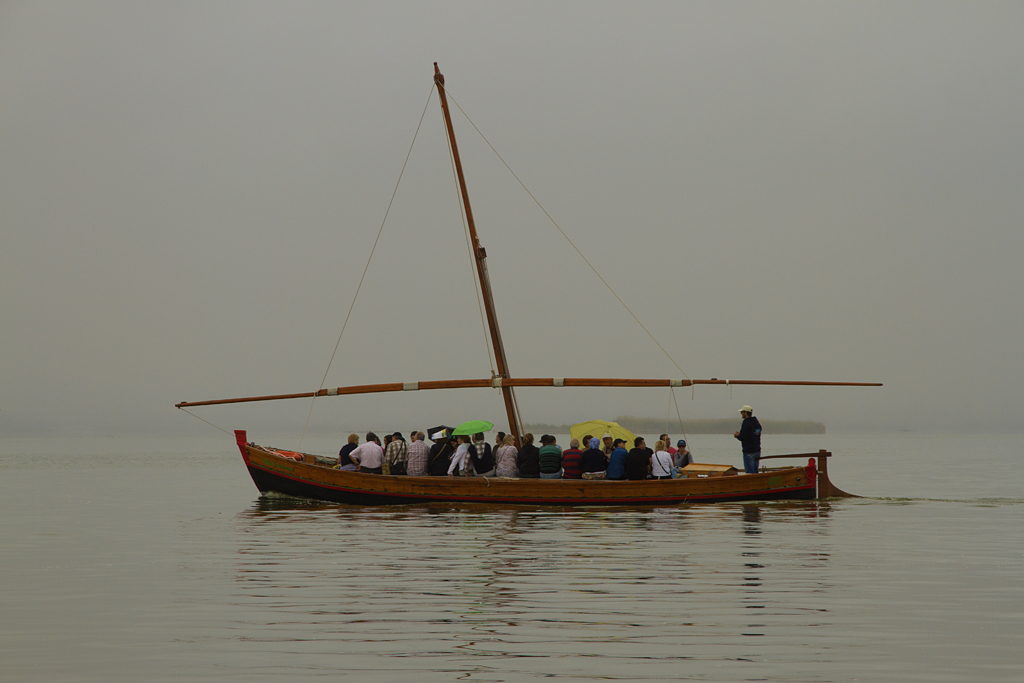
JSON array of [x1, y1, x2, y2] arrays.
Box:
[[589, 437, 601, 450]]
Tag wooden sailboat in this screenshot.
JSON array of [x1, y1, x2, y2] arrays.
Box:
[[178, 63, 877, 505]]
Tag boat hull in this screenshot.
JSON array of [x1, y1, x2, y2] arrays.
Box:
[[236, 431, 822, 506]]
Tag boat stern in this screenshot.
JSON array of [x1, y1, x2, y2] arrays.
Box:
[[812, 450, 857, 498]]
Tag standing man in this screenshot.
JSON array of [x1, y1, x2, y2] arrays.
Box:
[[734, 405, 762, 474], [659, 433, 677, 457]]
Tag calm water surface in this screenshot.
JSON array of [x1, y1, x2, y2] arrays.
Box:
[[1, 433, 1021, 682]]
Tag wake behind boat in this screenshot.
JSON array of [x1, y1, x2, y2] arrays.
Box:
[[177, 63, 877, 505]]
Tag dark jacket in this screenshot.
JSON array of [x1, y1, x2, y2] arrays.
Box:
[[736, 416, 762, 453], [517, 444, 541, 478], [625, 448, 651, 480], [606, 447, 628, 480], [428, 441, 453, 476], [580, 448, 608, 473], [338, 442, 358, 467], [468, 442, 494, 473]]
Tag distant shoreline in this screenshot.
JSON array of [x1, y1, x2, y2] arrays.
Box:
[[524, 417, 825, 435]]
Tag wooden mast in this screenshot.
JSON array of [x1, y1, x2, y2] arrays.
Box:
[[433, 62, 522, 445]]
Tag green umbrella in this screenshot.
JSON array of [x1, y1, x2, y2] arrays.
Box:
[[452, 420, 494, 436]]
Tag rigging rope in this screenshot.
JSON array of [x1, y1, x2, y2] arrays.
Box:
[[298, 85, 436, 448], [177, 407, 233, 436], [441, 89, 691, 381]]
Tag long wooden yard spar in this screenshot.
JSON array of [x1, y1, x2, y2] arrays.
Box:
[[175, 377, 882, 408], [433, 62, 522, 445]]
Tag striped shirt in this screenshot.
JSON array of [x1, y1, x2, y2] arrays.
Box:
[[539, 445, 562, 474], [561, 448, 584, 479]]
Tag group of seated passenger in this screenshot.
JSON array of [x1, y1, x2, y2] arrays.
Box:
[[337, 429, 495, 477], [338, 429, 695, 480], [584, 435, 695, 481]]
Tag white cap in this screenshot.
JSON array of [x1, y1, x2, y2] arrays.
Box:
[[739, 405, 753, 413]]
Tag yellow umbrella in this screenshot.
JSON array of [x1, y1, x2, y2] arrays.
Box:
[[570, 420, 636, 447]]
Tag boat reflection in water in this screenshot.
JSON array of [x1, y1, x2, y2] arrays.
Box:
[[230, 497, 837, 675]]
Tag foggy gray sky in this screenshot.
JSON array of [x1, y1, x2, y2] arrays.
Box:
[[2, 2, 1022, 438]]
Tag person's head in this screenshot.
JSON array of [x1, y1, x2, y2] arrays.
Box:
[[495, 431, 506, 444], [602, 435, 613, 447], [502, 434, 515, 446], [540, 434, 555, 446], [393, 431, 404, 442], [589, 437, 601, 450], [523, 433, 534, 445], [655, 440, 665, 452], [457, 434, 468, 444], [634, 436, 646, 449], [582, 434, 594, 446], [739, 405, 753, 418], [569, 438, 579, 449], [347, 433, 359, 445], [660, 433, 670, 443], [473, 432, 485, 443], [415, 432, 425, 442], [366, 432, 378, 444], [613, 438, 625, 449], [677, 439, 686, 449], [384, 434, 393, 446]]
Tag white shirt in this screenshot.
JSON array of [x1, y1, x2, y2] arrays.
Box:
[[652, 450, 674, 477], [448, 443, 470, 475], [350, 441, 384, 469]]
